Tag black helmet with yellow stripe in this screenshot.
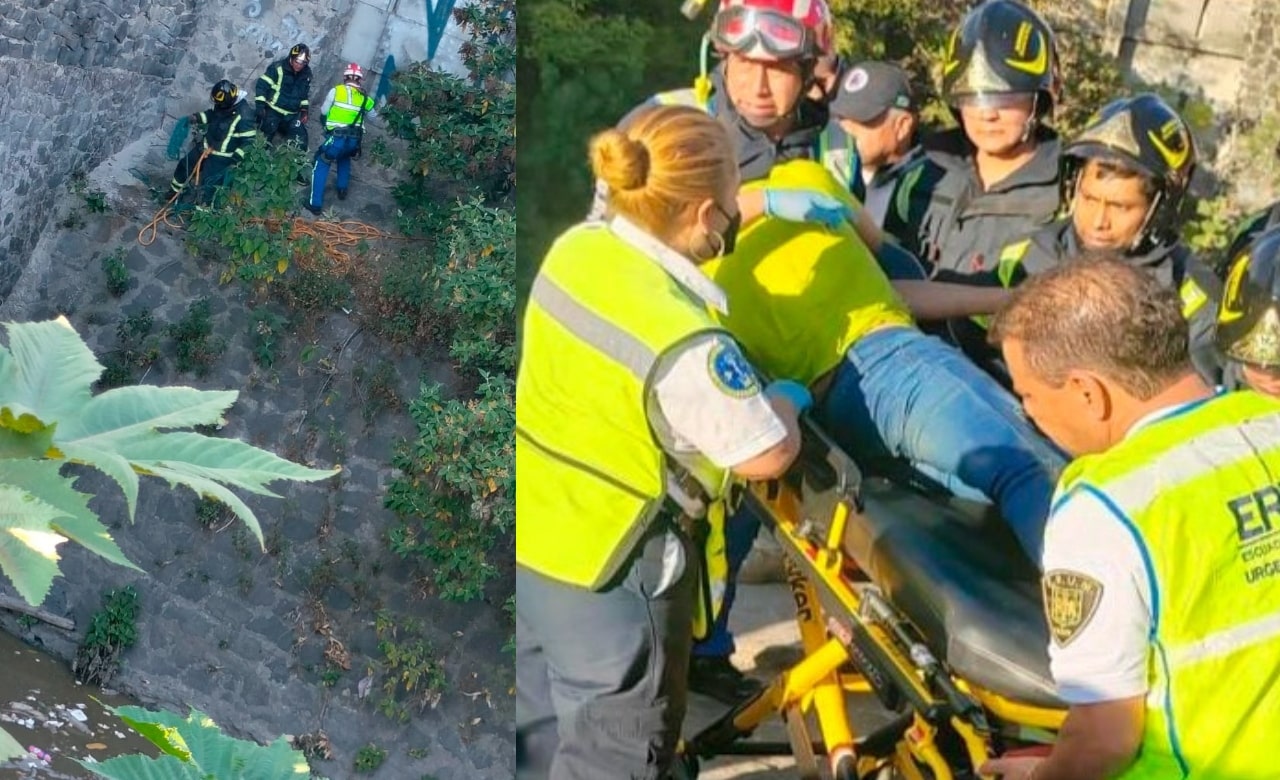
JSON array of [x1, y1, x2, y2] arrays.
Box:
[[941, 0, 1059, 117], [1217, 225, 1280, 368], [1062, 93, 1197, 251], [210, 79, 239, 110]]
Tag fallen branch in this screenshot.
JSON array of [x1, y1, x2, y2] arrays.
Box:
[[0, 596, 76, 631]]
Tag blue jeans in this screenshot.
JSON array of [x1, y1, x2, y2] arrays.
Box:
[[818, 326, 1065, 561], [308, 132, 360, 209], [691, 502, 761, 659]]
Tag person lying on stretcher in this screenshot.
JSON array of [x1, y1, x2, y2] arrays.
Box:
[[703, 158, 1066, 561]]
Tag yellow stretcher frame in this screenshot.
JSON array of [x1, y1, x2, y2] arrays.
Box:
[[675, 421, 1067, 780]]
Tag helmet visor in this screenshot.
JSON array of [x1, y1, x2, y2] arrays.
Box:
[[953, 91, 1035, 111], [713, 6, 811, 60]]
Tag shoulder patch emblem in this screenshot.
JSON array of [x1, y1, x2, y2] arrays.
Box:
[[707, 341, 760, 398], [1043, 569, 1104, 647]]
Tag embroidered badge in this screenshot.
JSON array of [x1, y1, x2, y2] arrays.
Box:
[[843, 67, 869, 94], [707, 341, 759, 398], [1043, 569, 1104, 647]]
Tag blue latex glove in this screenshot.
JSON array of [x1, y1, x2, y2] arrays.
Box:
[[765, 379, 813, 413], [763, 189, 854, 230]]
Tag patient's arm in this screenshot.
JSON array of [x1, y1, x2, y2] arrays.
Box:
[[891, 279, 1011, 320]]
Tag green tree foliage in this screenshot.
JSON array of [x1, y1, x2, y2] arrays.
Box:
[[375, 0, 515, 204], [0, 317, 339, 607], [519, 0, 707, 304], [385, 373, 513, 602], [184, 138, 318, 288], [76, 704, 314, 780]]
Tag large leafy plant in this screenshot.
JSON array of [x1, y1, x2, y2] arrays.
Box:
[[77, 704, 316, 780], [0, 317, 338, 760], [0, 317, 338, 608]]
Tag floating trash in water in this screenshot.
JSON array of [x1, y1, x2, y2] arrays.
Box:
[[27, 745, 52, 764], [86, 743, 106, 750], [67, 708, 87, 722]]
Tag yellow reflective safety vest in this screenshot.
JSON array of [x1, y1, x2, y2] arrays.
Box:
[[702, 159, 914, 386], [324, 84, 374, 130], [1053, 390, 1280, 779], [517, 221, 735, 637]]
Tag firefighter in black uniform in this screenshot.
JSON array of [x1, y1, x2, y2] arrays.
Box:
[[171, 79, 257, 202], [963, 93, 1223, 386], [884, 0, 1063, 275], [255, 43, 313, 148]]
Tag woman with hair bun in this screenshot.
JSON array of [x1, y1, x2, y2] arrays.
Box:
[[516, 104, 807, 779]]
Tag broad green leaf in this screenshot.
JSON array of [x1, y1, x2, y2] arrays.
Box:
[[142, 468, 266, 544], [118, 432, 339, 495], [109, 705, 192, 762], [0, 417, 56, 460], [0, 725, 22, 761], [0, 484, 70, 605], [0, 318, 103, 425], [0, 460, 138, 572], [58, 442, 140, 520], [77, 754, 203, 780], [54, 386, 238, 443]]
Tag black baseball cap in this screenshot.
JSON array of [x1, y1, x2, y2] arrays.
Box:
[[830, 61, 915, 123]]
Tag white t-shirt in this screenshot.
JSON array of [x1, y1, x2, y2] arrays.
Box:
[[1041, 400, 1210, 705], [650, 333, 788, 472]]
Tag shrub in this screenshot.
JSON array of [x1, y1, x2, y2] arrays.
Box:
[[384, 374, 513, 602]]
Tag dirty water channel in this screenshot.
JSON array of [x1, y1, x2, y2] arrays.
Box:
[[0, 631, 157, 779]]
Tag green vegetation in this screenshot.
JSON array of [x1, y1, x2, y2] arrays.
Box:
[[166, 297, 226, 377], [74, 586, 141, 686], [102, 248, 131, 296], [354, 743, 388, 773], [76, 704, 312, 780]]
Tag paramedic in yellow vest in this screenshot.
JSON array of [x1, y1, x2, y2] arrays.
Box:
[[983, 256, 1280, 780], [516, 105, 805, 780], [304, 63, 377, 214]]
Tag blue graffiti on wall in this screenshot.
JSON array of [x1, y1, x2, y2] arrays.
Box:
[[426, 0, 458, 61]]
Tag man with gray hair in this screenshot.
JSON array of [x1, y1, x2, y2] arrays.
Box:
[[982, 256, 1280, 780], [827, 61, 924, 228]]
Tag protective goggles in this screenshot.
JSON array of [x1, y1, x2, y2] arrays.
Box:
[[952, 91, 1036, 111], [712, 6, 813, 60]]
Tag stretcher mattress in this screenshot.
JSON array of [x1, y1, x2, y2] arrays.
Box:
[[842, 476, 1063, 709]]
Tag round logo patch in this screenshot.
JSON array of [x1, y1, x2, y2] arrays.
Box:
[[707, 342, 759, 398], [842, 67, 869, 94]]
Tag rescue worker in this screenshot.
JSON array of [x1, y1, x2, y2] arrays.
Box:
[[1222, 197, 1280, 278], [592, 0, 928, 282], [516, 105, 805, 779], [984, 257, 1280, 780], [1216, 226, 1280, 396], [707, 157, 1066, 564], [957, 93, 1222, 387], [304, 62, 377, 215], [255, 43, 312, 148], [886, 0, 1063, 275], [170, 79, 257, 202], [590, 0, 924, 702], [828, 61, 925, 228]]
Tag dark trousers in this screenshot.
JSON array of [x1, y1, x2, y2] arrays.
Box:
[[170, 147, 233, 200], [516, 528, 696, 780], [307, 132, 360, 209], [258, 108, 308, 148]]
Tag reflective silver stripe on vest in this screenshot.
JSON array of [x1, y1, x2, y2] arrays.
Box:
[[1166, 609, 1280, 670], [1095, 412, 1280, 514], [531, 273, 655, 380]]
